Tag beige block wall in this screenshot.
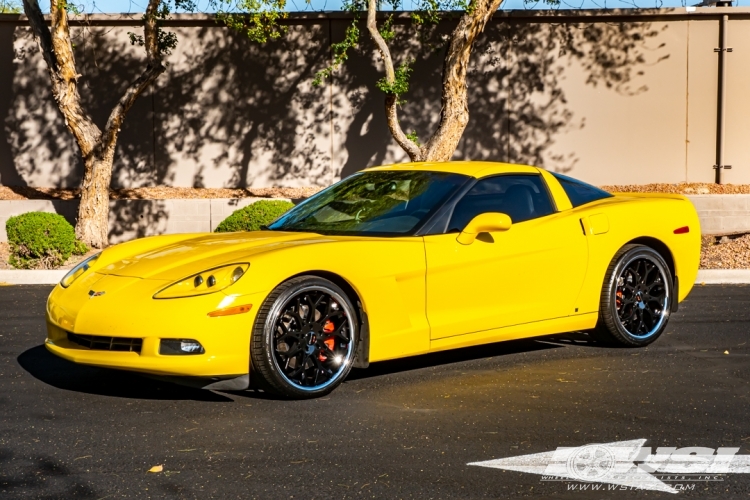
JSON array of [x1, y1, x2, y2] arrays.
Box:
[[0, 10, 748, 189], [723, 18, 750, 184], [527, 21, 689, 186], [151, 23, 335, 189]]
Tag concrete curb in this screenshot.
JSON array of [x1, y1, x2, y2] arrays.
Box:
[[1, 268, 750, 286], [695, 269, 750, 284], [0, 270, 66, 285]]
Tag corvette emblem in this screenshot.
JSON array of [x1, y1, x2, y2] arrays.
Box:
[[88, 290, 105, 298]]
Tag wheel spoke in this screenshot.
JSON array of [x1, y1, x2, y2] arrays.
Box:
[[312, 292, 325, 309], [643, 261, 655, 284], [647, 282, 665, 295], [276, 324, 303, 344], [289, 353, 310, 381], [296, 297, 309, 324], [633, 260, 643, 283], [277, 343, 303, 358], [618, 296, 635, 307], [322, 310, 344, 324], [312, 355, 333, 375]]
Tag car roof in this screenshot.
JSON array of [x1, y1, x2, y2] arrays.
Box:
[[364, 161, 541, 178]]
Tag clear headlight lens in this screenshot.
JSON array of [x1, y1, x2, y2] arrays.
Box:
[[153, 263, 249, 299], [60, 253, 100, 288]]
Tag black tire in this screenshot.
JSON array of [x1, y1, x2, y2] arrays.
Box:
[[593, 244, 673, 347], [250, 276, 358, 399]]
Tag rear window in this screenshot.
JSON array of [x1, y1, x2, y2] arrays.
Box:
[[551, 172, 613, 208]]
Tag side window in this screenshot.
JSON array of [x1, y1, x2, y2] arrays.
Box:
[[551, 172, 613, 208], [448, 175, 556, 232]]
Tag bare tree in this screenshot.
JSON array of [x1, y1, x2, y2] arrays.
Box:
[[21, 0, 183, 248], [373, 1, 508, 162], [316, 0, 508, 163], [21, 0, 287, 248]]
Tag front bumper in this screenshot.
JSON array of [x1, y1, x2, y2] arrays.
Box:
[[45, 273, 269, 378]]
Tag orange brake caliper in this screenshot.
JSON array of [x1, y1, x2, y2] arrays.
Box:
[[319, 320, 336, 361]]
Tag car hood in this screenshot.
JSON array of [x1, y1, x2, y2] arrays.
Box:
[[95, 231, 327, 281]]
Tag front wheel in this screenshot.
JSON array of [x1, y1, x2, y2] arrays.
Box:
[[251, 276, 358, 399], [594, 244, 673, 347]]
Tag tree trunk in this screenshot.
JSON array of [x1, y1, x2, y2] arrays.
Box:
[[76, 152, 115, 248], [367, 0, 504, 163], [367, 0, 422, 162], [22, 0, 165, 248], [420, 0, 505, 161]]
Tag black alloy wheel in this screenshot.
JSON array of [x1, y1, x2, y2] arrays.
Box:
[[594, 244, 673, 347], [251, 276, 358, 398]]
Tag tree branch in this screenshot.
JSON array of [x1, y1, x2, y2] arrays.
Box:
[[21, 0, 57, 75], [366, 0, 422, 161], [22, 0, 100, 156], [99, 0, 166, 156], [421, 0, 504, 161]]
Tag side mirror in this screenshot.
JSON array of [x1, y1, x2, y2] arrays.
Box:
[[457, 212, 512, 245]]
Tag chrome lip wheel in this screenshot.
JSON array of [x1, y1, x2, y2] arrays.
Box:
[[269, 286, 355, 392], [615, 256, 670, 339]]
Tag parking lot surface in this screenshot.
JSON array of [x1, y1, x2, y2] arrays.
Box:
[[1, 285, 749, 498]]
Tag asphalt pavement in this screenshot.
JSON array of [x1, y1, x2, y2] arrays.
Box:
[[1, 285, 750, 499]]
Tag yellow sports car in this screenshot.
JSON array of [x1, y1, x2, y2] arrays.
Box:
[[45, 162, 701, 398]]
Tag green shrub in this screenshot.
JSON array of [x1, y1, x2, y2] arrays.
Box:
[[214, 200, 294, 233], [6, 212, 88, 269]]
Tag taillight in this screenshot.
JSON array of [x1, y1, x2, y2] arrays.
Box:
[[673, 226, 689, 234]]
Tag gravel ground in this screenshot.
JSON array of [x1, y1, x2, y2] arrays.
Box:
[[1, 183, 747, 201], [0, 242, 99, 271], [0, 186, 323, 201], [700, 234, 750, 269], [601, 182, 750, 194]]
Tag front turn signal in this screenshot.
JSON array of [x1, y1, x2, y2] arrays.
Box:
[[153, 263, 249, 299], [208, 304, 253, 317]]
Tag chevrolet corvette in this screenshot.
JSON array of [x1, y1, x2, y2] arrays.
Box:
[[45, 162, 701, 398]]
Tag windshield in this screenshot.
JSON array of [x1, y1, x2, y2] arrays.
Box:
[[268, 170, 469, 236]]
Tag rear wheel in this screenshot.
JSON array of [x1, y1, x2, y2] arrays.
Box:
[[251, 276, 358, 399], [594, 244, 673, 347]]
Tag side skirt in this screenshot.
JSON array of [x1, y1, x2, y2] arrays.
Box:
[[429, 313, 599, 353]]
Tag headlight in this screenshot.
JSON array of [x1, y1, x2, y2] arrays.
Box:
[[153, 263, 249, 299], [60, 253, 100, 288]]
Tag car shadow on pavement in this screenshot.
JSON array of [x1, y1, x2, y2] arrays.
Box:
[[346, 331, 608, 382], [538, 330, 620, 349], [17, 345, 233, 402]]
